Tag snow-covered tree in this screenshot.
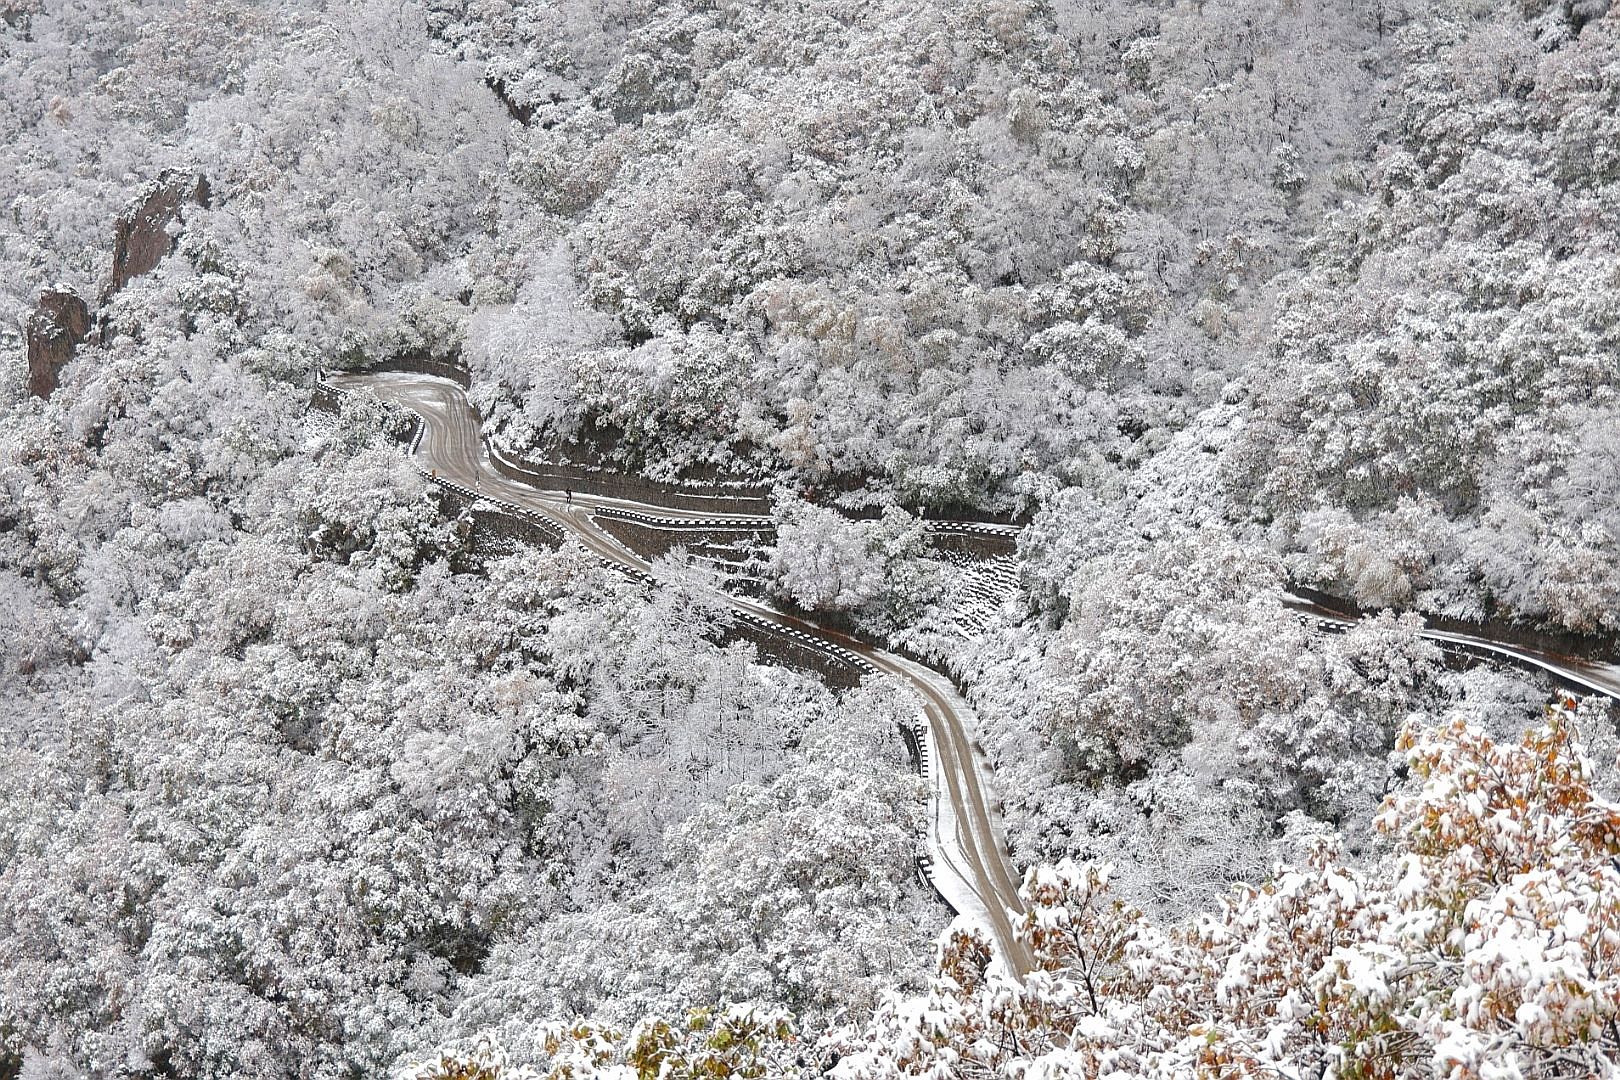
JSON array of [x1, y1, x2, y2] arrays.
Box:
[[834, 700, 1620, 1079]]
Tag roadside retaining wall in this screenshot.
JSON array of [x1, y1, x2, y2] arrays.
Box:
[[311, 377, 1003, 706], [591, 508, 770, 564], [490, 446, 773, 515], [1292, 584, 1620, 665], [310, 383, 344, 414], [344, 359, 770, 513], [358, 355, 471, 388], [927, 526, 1018, 560], [590, 506, 1017, 565], [314, 380, 562, 557], [722, 612, 873, 690], [426, 475, 565, 555]]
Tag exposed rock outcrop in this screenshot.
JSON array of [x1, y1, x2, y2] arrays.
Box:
[[25, 289, 91, 399], [106, 171, 210, 298], [485, 77, 535, 125], [25, 171, 211, 398]]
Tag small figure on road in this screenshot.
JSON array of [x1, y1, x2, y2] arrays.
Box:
[[565, 487, 573, 503]]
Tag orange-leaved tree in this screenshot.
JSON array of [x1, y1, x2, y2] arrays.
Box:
[[834, 700, 1620, 1079], [402, 702, 1620, 1080]]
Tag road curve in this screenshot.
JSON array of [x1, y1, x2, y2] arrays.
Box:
[[327, 371, 1035, 975], [325, 371, 1620, 980], [1283, 596, 1620, 700]]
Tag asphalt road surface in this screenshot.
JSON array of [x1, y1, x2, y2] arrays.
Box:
[[331, 369, 1620, 980], [330, 371, 1036, 975], [1283, 596, 1620, 700]]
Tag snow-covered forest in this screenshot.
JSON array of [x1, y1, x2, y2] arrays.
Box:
[[4, 0, 1620, 1076]]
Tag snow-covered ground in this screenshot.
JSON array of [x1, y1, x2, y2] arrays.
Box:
[[890, 551, 1023, 666], [934, 551, 1021, 639]]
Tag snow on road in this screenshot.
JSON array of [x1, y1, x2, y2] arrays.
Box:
[[330, 370, 1035, 973]]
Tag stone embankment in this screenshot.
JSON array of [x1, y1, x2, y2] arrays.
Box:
[[487, 444, 772, 516], [1290, 584, 1620, 669]]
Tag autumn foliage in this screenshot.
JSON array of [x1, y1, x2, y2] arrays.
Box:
[[409, 704, 1620, 1079], [406, 1008, 803, 1080], [832, 701, 1620, 1079]]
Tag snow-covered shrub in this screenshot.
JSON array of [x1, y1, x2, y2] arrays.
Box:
[[834, 701, 1620, 1079]]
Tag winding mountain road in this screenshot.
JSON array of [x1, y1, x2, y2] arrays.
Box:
[[328, 370, 1620, 981], [1283, 597, 1620, 700], [329, 371, 1036, 975]]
